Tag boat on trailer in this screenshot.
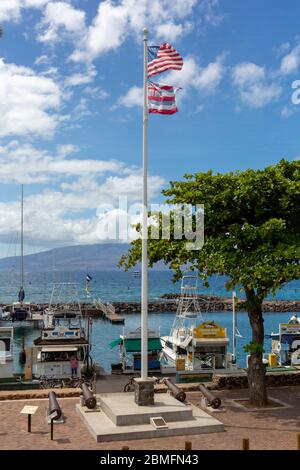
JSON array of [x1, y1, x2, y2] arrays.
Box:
[[160, 275, 235, 374]]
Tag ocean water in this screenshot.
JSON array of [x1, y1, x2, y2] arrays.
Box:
[[0, 270, 299, 304], [11, 311, 297, 374], [2, 270, 300, 374]]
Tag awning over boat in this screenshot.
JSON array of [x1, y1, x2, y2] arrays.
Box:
[[41, 346, 78, 353], [109, 338, 162, 352], [124, 338, 162, 352], [193, 338, 229, 346], [109, 338, 122, 348]]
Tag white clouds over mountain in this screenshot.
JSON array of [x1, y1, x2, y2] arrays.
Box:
[[0, 139, 164, 245]]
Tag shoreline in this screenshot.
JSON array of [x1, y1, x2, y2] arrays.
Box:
[[2, 295, 300, 315]]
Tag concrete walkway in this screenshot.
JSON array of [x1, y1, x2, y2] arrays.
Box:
[[0, 386, 300, 449]]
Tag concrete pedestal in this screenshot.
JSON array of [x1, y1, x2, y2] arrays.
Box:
[[134, 378, 155, 406], [76, 393, 225, 442]]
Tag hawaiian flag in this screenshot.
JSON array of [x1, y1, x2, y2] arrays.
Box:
[[148, 82, 179, 115], [148, 43, 183, 78]]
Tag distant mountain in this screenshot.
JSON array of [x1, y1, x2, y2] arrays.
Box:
[[0, 243, 142, 272]]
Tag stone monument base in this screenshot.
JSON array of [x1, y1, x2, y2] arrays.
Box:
[[134, 378, 155, 406], [76, 392, 224, 442]]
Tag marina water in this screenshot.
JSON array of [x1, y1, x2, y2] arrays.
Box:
[[1, 270, 299, 373]]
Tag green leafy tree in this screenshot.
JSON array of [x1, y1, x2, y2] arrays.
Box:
[[119, 159, 300, 406]]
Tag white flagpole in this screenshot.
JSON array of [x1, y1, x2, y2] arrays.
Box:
[[141, 28, 149, 380], [232, 291, 236, 363]]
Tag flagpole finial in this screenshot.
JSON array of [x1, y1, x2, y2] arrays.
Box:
[[143, 28, 148, 37]]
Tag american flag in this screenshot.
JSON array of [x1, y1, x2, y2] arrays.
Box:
[[148, 43, 183, 78], [148, 82, 179, 115]]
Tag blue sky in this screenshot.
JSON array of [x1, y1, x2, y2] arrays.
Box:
[[0, 0, 300, 257]]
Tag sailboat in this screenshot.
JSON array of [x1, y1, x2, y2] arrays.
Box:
[[8, 186, 33, 321]]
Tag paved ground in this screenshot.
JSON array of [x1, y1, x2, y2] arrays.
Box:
[[1, 386, 300, 450]]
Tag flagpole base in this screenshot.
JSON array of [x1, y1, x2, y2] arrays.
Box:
[[134, 378, 155, 406]]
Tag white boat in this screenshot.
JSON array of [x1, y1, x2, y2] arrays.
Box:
[[266, 315, 300, 367], [160, 275, 233, 373], [32, 283, 91, 379], [0, 327, 14, 379]]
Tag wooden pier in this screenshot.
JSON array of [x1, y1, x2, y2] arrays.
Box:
[[90, 299, 125, 324]]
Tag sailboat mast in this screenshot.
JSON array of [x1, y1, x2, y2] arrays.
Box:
[[20, 184, 24, 289]]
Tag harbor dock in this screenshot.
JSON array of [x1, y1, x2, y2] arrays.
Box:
[[84, 300, 125, 324]]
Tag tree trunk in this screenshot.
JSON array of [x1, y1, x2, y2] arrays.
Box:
[[245, 288, 268, 407]]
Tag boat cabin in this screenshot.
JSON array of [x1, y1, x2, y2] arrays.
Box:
[[161, 321, 232, 373], [0, 327, 14, 379], [10, 302, 32, 321], [33, 312, 89, 378], [190, 322, 230, 370], [110, 328, 162, 373], [33, 344, 87, 378], [270, 319, 300, 366]]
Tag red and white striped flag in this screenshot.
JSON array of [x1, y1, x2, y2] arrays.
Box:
[[148, 43, 183, 78], [148, 83, 179, 115]]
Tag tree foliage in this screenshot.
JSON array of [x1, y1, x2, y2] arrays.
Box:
[[120, 159, 300, 298], [120, 159, 300, 406]]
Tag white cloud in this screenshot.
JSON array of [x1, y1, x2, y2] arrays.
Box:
[[71, 0, 201, 62], [154, 23, 185, 42], [195, 104, 204, 113], [281, 105, 297, 119], [71, 1, 127, 62], [232, 62, 282, 108], [165, 54, 225, 93], [37, 1, 86, 43], [239, 83, 282, 108], [65, 66, 97, 87], [232, 62, 265, 86], [0, 141, 123, 184], [84, 86, 109, 100], [276, 42, 291, 57], [280, 43, 300, 75], [72, 98, 93, 120], [118, 86, 143, 108], [0, 59, 62, 137], [199, 0, 223, 26], [0, 159, 164, 245], [117, 54, 225, 110], [0, 0, 49, 23], [34, 54, 51, 65]]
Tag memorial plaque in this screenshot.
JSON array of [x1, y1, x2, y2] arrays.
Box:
[[21, 405, 38, 415]]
